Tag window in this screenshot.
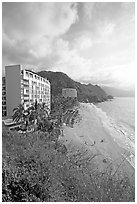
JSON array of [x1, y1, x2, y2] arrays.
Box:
[[2, 111, 7, 116], [24, 99, 29, 102], [25, 71, 29, 77], [24, 84, 29, 87], [2, 101, 6, 105], [24, 94, 29, 97], [2, 97, 6, 100], [2, 78, 6, 85], [2, 91, 6, 95]]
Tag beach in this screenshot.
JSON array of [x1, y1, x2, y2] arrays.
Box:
[[60, 103, 135, 182]]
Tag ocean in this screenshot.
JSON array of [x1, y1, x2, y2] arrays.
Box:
[[93, 97, 135, 168]]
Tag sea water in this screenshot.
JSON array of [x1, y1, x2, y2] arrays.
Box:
[[92, 97, 135, 168]]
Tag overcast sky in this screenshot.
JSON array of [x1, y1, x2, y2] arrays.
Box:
[[2, 2, 135, 90]]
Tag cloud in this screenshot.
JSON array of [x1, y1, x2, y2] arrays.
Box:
[[101, 22, 116, 36], [83, 2, 95, 21], [121, 2, 135, 10], [3, 2, 78, 39], [2, 2, 135, 90], [2, 2, 92, 80], [34, 38, 93, 80], [80, 62, 135, 90], [74, 35, 93, 50], [2, 2, 78, 67], [94, 20, 116, 40]]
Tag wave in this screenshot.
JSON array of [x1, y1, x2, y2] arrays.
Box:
[[119, 119, 135, 132], [88, 103, 135, 168]]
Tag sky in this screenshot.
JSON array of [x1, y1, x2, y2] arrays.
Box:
[[2, 2, 135, 90]]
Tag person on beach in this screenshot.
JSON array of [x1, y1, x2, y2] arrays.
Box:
[[85, 141, 95, 146], [61, 129, 64, 136]]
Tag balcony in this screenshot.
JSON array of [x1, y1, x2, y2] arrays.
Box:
[[24, 84, 29, 88], [2, 101, 6, 105], [2, 96, 6, 101], [23, 79, 29, 84], [2, 91, 6, 96]]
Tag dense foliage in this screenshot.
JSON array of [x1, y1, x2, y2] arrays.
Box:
[[2, 127, 135, 202], [3, 97, 134, 202], [12, 102, 51, 132]]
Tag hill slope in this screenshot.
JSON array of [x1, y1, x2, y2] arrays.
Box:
[[37, 71, 112, 103]]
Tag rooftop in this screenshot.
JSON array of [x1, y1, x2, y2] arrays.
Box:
[[25, 69, 50, 83]]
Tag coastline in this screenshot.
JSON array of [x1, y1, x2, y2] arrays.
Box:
[[60, 103, 135, 182]]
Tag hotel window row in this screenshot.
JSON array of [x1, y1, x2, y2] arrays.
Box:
[[2, 65, 51, 116], [2, 77, 7, 116]]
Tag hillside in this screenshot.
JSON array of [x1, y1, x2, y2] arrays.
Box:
[[37, 71, 112, 103]]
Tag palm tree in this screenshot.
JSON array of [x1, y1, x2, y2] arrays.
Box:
[[12, 101, 51, 132], [40, 102, 50, 118], [12, 104, 27, 123], [26, 101, 51, 131]]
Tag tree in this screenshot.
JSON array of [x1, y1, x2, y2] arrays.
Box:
[[12, 101, 51, 132], [26, 101, 51, 131], [12, 104, 27, 123]]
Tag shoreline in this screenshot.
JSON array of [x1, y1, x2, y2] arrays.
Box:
[[60, 103, 135, 182]]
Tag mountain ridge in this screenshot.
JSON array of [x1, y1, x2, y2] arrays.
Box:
[[37, 71, 113, 103]]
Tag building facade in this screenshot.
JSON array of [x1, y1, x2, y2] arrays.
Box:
[[3, 65, 51, 116], [62, 88, 77, 98], [2, 77, 7, 116]]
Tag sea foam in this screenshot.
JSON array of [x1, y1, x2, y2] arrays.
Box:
[[87, 103, 135, 168]]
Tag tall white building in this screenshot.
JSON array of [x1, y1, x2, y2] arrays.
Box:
[[3, 65, 51, 116], [2, 77, 6, 116]]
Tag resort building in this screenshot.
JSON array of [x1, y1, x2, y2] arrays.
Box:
[[62, 88, 77, 98], [2, 77, 7, 116], [2, 64, 51, 116]]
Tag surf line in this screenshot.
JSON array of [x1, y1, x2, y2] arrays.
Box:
[[121, 153, 135, 169]]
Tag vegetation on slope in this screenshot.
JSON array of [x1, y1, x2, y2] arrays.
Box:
[[2, 127, 135, 202], [3, 96, 134, 202], [37, 71, 113, 103]]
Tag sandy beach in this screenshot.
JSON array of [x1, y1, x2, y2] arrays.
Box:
[[60, 103, 135, 182]]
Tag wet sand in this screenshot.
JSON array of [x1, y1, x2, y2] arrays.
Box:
[[59, 103, 135, 182]]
